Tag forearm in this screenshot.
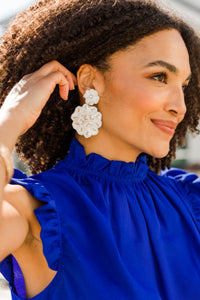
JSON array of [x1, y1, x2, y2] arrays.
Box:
[[0, 164, 6, 213], [0, 109, 34, 260], [0, 108, 22, 152], [0, 110, 21, 215]]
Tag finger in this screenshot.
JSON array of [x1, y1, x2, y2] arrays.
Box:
[[31, 70, 70, 103], [59, 84, 70, 100], [32, 60, 77, 90]]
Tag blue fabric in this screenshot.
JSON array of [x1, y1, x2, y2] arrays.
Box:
[[1, 137, 200, 299]]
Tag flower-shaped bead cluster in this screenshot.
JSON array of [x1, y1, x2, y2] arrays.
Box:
[[71, 104, 102, 138], [84, 89, 100, 105]]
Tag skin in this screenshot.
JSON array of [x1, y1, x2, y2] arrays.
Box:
[[0, 61, 77, 297], [0, 29, 191, 298], [78, 29, 191, 162]]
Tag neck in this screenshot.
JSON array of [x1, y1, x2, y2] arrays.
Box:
[[76, 132, 141, 163]]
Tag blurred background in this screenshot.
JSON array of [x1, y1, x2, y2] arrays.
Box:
[[0, 0, 200, 299]]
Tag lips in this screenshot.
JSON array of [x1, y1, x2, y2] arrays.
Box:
[[151, 119, 178, 136]]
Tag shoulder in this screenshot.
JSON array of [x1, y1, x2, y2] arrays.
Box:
[[160, 168, 200, 193], [4, 183, 41, 221], [3, 169, 46, 231]]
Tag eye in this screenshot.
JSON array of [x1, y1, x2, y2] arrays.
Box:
[[151, 72, 168, 84], [182, 84, 189, 92]]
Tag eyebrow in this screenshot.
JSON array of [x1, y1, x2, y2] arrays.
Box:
[[145, 60, 191, 81]]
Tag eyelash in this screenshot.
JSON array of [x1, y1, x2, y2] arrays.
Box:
[[151, 72, 168, 84], [150, 72, 188, 91]]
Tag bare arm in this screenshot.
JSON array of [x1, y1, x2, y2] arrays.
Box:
[[0, 61, 77, 261], [0, 185, 33, 261], [0, 104, 30, 261]]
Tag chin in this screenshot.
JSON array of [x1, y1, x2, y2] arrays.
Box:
[[147, 145, 170, 159]]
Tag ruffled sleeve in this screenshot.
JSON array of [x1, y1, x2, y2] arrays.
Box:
[[161, 168, 200, 229], [0, 168, 62, 298], [10, 169, 62, 271]]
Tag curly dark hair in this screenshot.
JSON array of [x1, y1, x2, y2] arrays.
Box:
[[0, 0, 200, 174]]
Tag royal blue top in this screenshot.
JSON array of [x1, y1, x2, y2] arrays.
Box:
[[1, 137, 200, 299]]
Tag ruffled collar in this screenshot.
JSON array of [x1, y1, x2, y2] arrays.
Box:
[[64, 138, 149, 181]]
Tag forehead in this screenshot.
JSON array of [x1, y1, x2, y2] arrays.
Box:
[[109, 29, 191, 74]]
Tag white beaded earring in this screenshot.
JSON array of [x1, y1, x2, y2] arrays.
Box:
[[71, 89, 102, 138]]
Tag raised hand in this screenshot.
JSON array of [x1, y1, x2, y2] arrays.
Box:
[[0, 60, 77, 136]]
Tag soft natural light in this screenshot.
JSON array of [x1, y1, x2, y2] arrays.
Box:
[[0, 0, 35, 21]]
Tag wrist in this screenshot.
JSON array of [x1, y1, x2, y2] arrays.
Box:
[[0, 145, 13, 184], [0, 109, 22, 152]]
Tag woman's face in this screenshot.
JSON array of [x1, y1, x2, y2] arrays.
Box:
[[93, 29, 191, 162]]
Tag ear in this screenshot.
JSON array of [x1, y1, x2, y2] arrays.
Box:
[[77, 64, 105, 96]]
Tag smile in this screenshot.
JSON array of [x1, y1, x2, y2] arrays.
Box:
[[151, 119, 177, 136]]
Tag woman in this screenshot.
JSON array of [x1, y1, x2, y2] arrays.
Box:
[[0, 0, 200, 299]]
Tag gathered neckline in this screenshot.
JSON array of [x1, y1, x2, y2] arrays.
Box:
[[63, 138, 149, 181]]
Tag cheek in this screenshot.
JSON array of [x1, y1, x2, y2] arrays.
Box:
[[120, 85, 158, 119], [100, 74, 161, 123]]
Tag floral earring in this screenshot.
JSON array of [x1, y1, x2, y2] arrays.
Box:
[[71, 89, 102, 138]]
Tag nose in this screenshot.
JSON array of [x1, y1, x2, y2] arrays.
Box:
[[164, 86, 187, 120]]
